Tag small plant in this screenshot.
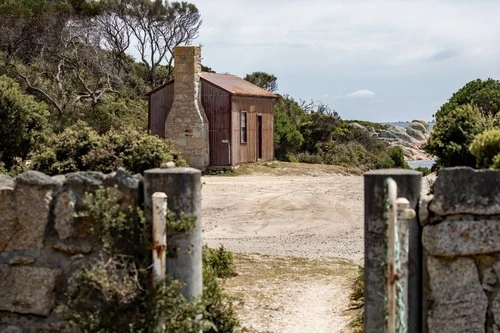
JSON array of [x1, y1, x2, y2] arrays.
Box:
[[414, 166, 431, 176], [166, 210, 197, 233], [348, 266, 364, 333], [202, 245, 239, 332], [202, 245, 237, 279]]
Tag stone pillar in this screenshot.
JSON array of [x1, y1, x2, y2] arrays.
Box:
[[165, 46, 210, 170], [364, 169, 422, 333]]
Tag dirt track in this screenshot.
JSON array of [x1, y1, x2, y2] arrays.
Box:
[[201, 173, 365, 333], [202, 174, 364, 260]]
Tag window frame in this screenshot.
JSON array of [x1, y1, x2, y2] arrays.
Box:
[[240, 110, 248, 144]]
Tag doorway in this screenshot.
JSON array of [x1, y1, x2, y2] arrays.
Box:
[[256, 115, 263, 160]]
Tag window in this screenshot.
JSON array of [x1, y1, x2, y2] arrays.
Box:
[[240, 111, 247, 143]]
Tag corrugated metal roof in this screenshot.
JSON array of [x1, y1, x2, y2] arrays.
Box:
[[201, 72, 277, 98]]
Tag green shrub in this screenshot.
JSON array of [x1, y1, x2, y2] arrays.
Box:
[[0, 75, 50, 170], [295, 152, 324, 164], [414, 166, 432, 176], [348, 266, 364, 333], [68, 187, 239, 333], [202, 245, 237, 279], [60, 97, 148, 134], [32, 121, 186, 175], [387, 146, 409, 169], [470, 128, 500, 168], [425, 104, 487, 167]]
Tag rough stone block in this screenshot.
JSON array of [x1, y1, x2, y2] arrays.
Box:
[[54, 190, 77, 239], [423, 219, 500, 256], [0, 181, 17, 251], [65, 171, 108, 210], [0, 265, 61, 316], [430, 167, 500, 215], [0, 326, 24, 333], [4, 171, 55, 250], [427, 256, 487, 333], [491, 284, 500, 331]]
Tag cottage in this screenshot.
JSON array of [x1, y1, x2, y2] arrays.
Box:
[[147, 46, 277, 170]]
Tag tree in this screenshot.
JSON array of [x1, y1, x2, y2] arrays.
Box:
[[435, 78, 500, 119], [0, 75, 50, 170], [118, 0, 201, 87], [273, 95, 306, 159], [244, 71, 278, 92], [426, 104, 488, 167], [300, 102, 342, 153], [9, 18, 121, 118]]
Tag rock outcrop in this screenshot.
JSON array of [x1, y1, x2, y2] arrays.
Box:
[[351, 120, 432, 161]]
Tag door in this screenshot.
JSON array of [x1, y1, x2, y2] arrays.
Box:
[[256, 115, 263, 160]]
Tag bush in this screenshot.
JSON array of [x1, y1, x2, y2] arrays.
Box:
[[60, 96, 148, 134], [414, 166, 432, 176], [295, 152, 324, 164], [202, 249, 239, 333], [274, 105, 304, 160], [32, 121, 186, 175], [202, 245, 237, 279], [0, 75, 50, 170], [68, 187, 239, 333], [348, 266, 364, 333], [470, 128, 500, 168], [425, 104, 487, 167], [387, 146, 409, 169]]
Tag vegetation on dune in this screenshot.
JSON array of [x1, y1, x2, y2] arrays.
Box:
[[270, 94, 408, 170], [425, 78, 500, 169]]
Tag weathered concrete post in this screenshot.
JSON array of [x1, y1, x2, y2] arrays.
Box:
[[144, 168, 202, 300], [364, 169, 422, 333]]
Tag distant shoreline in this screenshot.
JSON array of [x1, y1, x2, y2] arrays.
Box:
[[407, 159, 435, 169]]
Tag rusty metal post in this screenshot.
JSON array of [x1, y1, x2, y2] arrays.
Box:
[[152, 192, 167, 283], [144, 168, 202, 300]]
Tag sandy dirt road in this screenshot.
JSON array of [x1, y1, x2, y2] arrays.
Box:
[[202, 174, 364, 261], [201, 173, 365, 333]]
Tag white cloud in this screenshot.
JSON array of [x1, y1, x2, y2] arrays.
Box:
[[345, 90, 376, 99], [194, 0, 500, 121]]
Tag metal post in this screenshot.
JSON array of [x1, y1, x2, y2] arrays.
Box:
[[152, 192, 167, 283], [144, 168, 202, 300], [364, 169, 422, 333]]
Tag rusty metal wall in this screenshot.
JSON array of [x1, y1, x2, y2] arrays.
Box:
[[149, 83, 174, 138], [201, 81, 231, 166], [148, 82, 275, 166], [231, 97, 275, 164]]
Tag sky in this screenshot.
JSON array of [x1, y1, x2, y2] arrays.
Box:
[[193, 0, 500, 122]]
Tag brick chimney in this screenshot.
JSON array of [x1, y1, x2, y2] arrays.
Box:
[[165, 46, 209, 170]]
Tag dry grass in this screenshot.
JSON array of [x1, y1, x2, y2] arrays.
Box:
[[222, 253, 360, 332], [214, 161, 364, 177]]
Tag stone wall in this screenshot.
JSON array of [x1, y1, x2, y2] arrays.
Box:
[[421, 167, 500, 333], [165, 46, 210, 170], [0, 169, 142, 332]]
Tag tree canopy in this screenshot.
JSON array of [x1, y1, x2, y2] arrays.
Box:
[[426, 78, 500, 168], [244, 71, 278, 92]]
